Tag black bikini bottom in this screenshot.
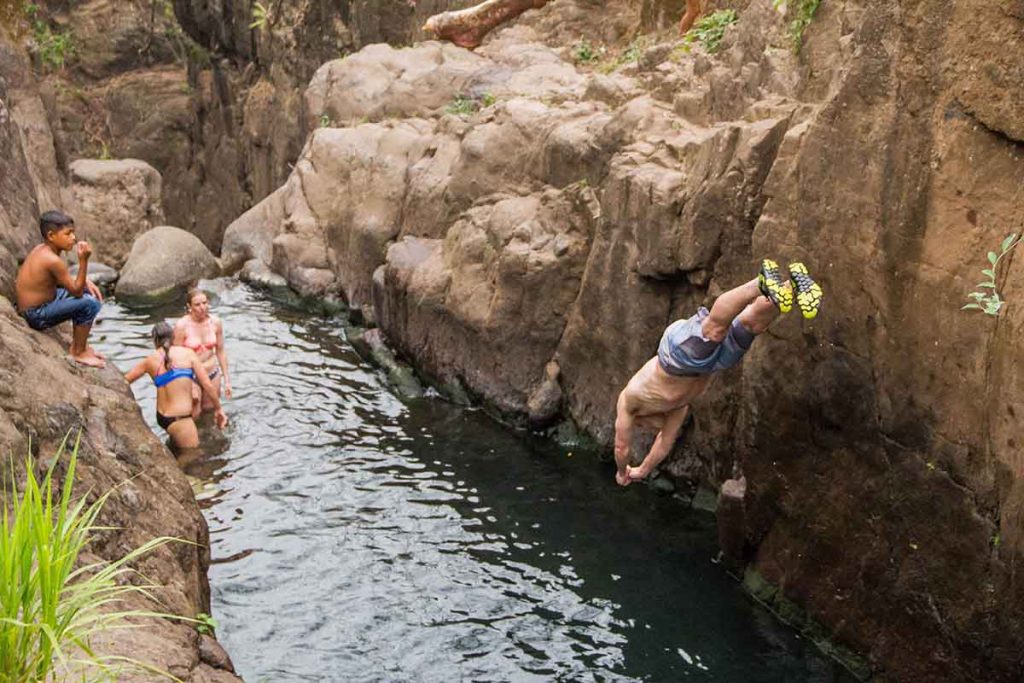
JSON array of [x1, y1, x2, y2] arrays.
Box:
[[157, 412, 191, 431]]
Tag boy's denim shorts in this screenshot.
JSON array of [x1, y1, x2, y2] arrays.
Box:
[[22, 288, 102, 331], [657, 307, 755, 376]]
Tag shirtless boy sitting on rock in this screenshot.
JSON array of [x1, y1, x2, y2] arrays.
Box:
[[614, 259, 822, 486], [15, 210, 106, 368]]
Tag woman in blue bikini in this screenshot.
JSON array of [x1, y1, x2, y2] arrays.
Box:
[[125, 322, 228, 451]]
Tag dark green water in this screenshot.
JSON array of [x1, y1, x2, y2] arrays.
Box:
[[96, 280, 850, 682]]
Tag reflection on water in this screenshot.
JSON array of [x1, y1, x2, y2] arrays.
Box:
[[95, 280, 851, 682]]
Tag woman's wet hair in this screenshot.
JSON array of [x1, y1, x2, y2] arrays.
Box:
[[151, 321, 174, 370]]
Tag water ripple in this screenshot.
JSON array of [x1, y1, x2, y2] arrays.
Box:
[[95, 280, 853, 683]]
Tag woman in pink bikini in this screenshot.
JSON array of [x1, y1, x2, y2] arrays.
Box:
[[173, 288, 232, 418]]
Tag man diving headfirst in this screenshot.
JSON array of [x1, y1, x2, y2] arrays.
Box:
[[614, 260, 823, 486]]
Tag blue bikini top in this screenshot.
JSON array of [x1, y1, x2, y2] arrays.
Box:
[[153, 351, 194, 388]]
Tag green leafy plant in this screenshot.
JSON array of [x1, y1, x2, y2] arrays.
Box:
[[249, 1, 269, 30], [24, 3, 75, 71], [445, 94, 477, 116], [783, 0, 822, 54], [681, 9, 738, 54], [194, 612, 219, 635], [318, 113, 334, 128], [963, 233, 1020, 316], [480, 92, 496, 108], [597, 37, 646, 73], [571, 37, 601, 64], [0, 433, 176, 681]]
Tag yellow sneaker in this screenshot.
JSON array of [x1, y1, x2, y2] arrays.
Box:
[[758, 259, 793, 313], [788, 262, 823, 319]]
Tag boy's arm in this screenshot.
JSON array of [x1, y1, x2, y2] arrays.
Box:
[[52, 243, 90, 297]]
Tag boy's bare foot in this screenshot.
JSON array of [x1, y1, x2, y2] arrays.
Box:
[[86, 345, 106, 360], [70, 350, 106, 368]]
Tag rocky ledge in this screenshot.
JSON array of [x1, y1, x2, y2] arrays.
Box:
[[0, 298, 240, 682]]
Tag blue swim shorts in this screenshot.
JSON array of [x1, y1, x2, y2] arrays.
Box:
[[657, 307, 755, 377], [21, 288, 102, 331]]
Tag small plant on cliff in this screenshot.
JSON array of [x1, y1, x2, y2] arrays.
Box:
[[445, 94, 477, 116], [194, 612, 219, 635], [963, 232, 1020, 316], [23, 3, 75, 71], [250, 1, 270, 30], [571, 37, 601, 64], [781, 0, 822, 54], [681, 9, 738, 54], [0, 432, 175, 681], [598, 36, 647, 73]]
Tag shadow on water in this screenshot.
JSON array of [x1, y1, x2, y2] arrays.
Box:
[[96, 280, 856, 683]]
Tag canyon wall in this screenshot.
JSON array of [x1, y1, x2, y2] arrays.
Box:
[[224, 0, 1024, 679]]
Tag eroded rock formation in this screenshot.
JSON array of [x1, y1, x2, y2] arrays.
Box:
[[226, 0, 1024, 679], [69, 158, 164, 268]]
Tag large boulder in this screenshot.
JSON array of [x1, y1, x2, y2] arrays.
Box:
[[69, 159, 165, 268], [304, 40, 588, 128], [117, 225, 219, 304], [375, 186, 596, 416]]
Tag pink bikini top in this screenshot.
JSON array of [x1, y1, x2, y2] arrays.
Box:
[[183, 318, 217, 353]]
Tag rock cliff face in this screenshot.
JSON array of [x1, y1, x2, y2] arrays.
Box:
[[225, 0, 1024, 679], [13, 0, 474, 253]]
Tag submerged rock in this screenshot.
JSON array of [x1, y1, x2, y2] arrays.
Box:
[[117, 226, 220, 305], [349, 327, 424, 399], [69, 261, 118, 288]]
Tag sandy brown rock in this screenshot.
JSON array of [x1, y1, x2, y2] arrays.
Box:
[[69, 158, 165, 267], [377, 185, 596, 413]]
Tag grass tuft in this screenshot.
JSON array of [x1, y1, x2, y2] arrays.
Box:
[[0, 432, 178, 681], [776, 0, 822, 54], [680, 9, 738, 54]]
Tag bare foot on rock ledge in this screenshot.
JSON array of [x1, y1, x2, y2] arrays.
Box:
[[70, 350, 106, 368]]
